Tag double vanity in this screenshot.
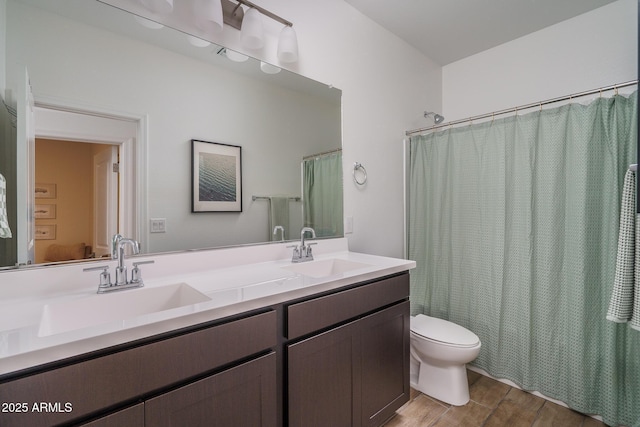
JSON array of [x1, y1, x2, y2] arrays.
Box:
[[0, 238, 414, 426]]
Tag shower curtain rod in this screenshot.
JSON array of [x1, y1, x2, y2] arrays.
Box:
[[406, 79, 639, 137], [303, 147, 342, 160]]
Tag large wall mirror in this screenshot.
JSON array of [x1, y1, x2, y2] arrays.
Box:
[[0, 0, 343, 269]]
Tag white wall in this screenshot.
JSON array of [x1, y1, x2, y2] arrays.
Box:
[[443, 0, 637, 121]]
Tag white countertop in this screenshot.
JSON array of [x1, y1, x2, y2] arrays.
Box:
[[0, 238, 415, 377]]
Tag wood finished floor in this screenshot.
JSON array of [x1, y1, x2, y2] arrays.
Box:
[[384, 370, 608, 427]]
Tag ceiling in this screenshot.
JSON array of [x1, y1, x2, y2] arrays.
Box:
[[344, 0, 618, 65]]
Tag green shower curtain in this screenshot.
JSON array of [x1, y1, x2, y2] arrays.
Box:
[[408, 93, 639, 426], [303, 150, 343, 238]]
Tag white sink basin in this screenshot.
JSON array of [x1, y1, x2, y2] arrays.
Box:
[[38, 283, 211, 337], [283, 258, 372, 278]]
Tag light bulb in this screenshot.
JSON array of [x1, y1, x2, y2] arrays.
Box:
[[241, 8, 264, 50], [194, 0, 223, 34], [277, 26, 298, 63]]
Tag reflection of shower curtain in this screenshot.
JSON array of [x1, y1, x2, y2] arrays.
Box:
[[1, 98, 17, 267], [0, 173, 12, 238], [303, 150, 343, 237], [408, 93, 639, 427]]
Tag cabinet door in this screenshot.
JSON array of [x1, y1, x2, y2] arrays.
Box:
[[287, 321, 360, 427], [79, 403, 144, 427], [145, 353, 277, 427], [359, 301, 410, 427], [288, 301, 410, 427]]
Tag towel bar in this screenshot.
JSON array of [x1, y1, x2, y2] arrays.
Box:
[[353, 162, 367, 186], [252, 195, 301, 201]]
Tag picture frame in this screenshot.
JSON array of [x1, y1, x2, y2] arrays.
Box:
[[35, 183, 56, 199], [35, 224, 56, 240], [191, 139, 242, 212], [35, 204, 56, 219]]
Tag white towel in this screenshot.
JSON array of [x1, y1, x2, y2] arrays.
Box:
[[0, 173, 12, 239], [631, 212, 640, 331], [607, 169, 638, 329]]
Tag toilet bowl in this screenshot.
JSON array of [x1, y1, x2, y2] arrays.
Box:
[[410, 314, 481, 406]]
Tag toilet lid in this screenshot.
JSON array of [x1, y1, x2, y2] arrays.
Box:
[[411, 314, 480, 347]]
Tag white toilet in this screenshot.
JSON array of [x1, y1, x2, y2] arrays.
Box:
[[410, 314, 481, 406]]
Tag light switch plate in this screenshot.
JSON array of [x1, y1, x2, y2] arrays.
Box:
[[150, 218, 166, 233]]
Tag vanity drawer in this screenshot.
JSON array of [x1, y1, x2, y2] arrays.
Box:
[[0, 310, 277, 427], [287, 273, 409, 339]]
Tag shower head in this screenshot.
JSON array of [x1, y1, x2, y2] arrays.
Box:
[[424, 111, 445, 125]]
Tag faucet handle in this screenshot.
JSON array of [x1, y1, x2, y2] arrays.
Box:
[[133, 260, 155, 267], [305, 242, 317, 256], [83, 265, 112, 288], [83, 265, 110, 272], [131, 260, 154, 284], [287, 244, 301, 260]]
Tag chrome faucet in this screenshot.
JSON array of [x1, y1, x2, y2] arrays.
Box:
[[114, 235, 141, 285], [290, 227, 316, 263], [84, 234, 153, 293], [273, 225, 285, 242]]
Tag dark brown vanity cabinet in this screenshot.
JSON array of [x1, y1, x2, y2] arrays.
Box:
[[0, 310, 278, 427], [287, 274, 410, 427], [0, 271, 409, 427]]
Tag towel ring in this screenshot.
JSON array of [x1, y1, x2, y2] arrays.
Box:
[[353, 162, 367, 186]]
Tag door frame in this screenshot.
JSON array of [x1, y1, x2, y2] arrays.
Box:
[[33, 96, 148, 247], [16, 68, 35, 266], [93, 145, 119, 258]]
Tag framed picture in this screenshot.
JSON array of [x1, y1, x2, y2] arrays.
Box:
[[35, 224, 56, 240], [192, 139, 242, 212], [35, 204, 56, 219], [35, 183, 56, 199]]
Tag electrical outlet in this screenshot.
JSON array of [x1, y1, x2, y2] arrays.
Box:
[[150, 218, 166, 233]]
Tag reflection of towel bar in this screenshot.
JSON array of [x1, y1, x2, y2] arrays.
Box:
[[252, 196, 301, 201]]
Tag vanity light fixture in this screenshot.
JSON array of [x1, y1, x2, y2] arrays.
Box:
[[139, 0, 173, 15], [223, 0, 298, 62], [194, 0, 224, 35], [138, 0, 299, 62]]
